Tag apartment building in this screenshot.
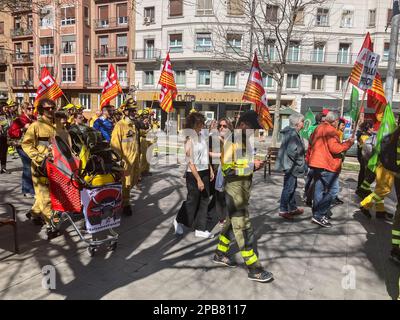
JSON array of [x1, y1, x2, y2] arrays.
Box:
[[134, 0, 400, 130], [0, 0, 135, 114]]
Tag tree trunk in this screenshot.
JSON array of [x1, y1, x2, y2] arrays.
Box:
[[271, 72, 284, 147]]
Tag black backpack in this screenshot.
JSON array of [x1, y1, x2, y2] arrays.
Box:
[[380, 127, 400, 173]]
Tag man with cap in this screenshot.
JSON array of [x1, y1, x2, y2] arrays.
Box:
[[22, 98, 59, 239], [110, 98, 140, 216], [93, 104, 115, 142], [212, 110, 274, 283]]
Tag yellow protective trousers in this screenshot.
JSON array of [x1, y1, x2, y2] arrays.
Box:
[[360, 163, 395, 212], [393, 178, 400, 249], [31, 174, 52, 224]]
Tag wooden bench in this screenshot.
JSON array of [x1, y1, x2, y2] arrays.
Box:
[[264, 147, 279, 179], [0, 203, 19, 254]]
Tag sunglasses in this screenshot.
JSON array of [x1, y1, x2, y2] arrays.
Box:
[[218, 124, 228, 129], [44, 107, 55, 111], [26, 107, 34, 111]]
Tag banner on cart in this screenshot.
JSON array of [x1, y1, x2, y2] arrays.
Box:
[[81, 184, 122, 234]]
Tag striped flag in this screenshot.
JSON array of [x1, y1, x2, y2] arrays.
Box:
[[100, 65, 122, 109], [367, 73, 387, 123], [349, 33, 373, 89], [158, 53, 177, 113], [242, 52, 273, 129], [33, 66, 63, 112]]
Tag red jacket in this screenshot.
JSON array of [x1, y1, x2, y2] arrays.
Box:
[[308, 122, 353, 173], [8, 113, 35, 140]]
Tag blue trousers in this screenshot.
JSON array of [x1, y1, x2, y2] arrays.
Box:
[[312, 169, 338, 219], [280, 172, 298, 212], [17, 147, 35, 195]]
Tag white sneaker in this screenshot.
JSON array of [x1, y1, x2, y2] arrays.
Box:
[[173, 219, 183, 235], [195, 230, 214, 239]]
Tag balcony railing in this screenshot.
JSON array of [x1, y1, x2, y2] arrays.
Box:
[[11, 28, 33, 38], [132, 49, 162, 60], [11, 53, 34, 63], [94, 48, 129, 59], [94, 17, 129, 30], [13, 79, 33, 87], [87, 77, 130, 87]]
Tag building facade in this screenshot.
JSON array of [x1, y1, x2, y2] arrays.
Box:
[[0, 0, 135, 116], [134, 0, 400, 130]]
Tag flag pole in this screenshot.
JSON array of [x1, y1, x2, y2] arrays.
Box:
[[340, 77, 350, 117], [61, 91, 71, 105], [351, 90, 367, 138]]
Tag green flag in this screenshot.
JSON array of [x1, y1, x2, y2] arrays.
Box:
[[300, 108, 316, 140], [367, 103, 397, 172], [349, 86, 359, 122]]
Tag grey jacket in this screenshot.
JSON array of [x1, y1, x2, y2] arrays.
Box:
[[275, 126, 306, 177]]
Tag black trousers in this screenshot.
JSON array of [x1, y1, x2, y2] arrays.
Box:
[[176, 170, 212, 232], [0, 135, 7, 167]]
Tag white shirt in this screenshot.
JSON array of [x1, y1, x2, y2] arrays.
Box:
[[186, 131, 209, 172]]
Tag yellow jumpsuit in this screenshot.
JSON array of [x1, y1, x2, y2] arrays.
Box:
[[139, 128, 152, 174], [21, 118, 56, 224], [110, 117, 140, 206]]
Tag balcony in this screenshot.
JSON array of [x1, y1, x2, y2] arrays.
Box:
[[94, 48, 129, 60], [13, 79, 33, 88], [132, 49, 162, 61], [11, 53, 34, 64], [87, 77, 130, 88], [10, 28, 33, 39], [286, 51, 358, 66], [94, 17, 129, 31]]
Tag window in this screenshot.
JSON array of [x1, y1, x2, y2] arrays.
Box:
[[14, 16, 21, 29], [312, 42, 325, 62], [312, 75, 324, 90], [169, 34, 183, 52], [62, 35, 76, 54], [116, 94, 124, 108], [264, 40, 276, 61], [0, 72, 5, 82], [98, 6, 109, 26], [266, 4, 278, 23], [288, 41, 300, 62], [198, 70, 211, 85], [227, 0, 244, 16], [80, 94, 91, 110], [144, 71, 154, 85], [341, 10, 353, 28], [316, 8, 329, 26], [197, 0, 213, 15], [40, 40, 54, 55], [369, 9, 376, 27], [263, 74, 275, 88], [60, 6, 76, 25], [384, 43, 390, 61], [145, 39, 155, 58], [144, 7, 155, 23], [84, 65, 90, 83], [40, 7, 53, 27], [224, 71, 236, 86], [99, 66, 108, 85], [84, 6, 90, 26], [117, 34, 128, 56], [27, 15, 33, 29], [336, 76, 347, 91], [397, 79, 400, 93], [294, 7, 305, 24], [388, 9, 393, 26], [227, 34, 242, 53], [62, 65, 76, 82], [15, 68, 23, 86], [195, 33, 212, 51], [117, 3, 128, 24], [0, 22, 3, 34], [169, 0, 183, 17], [85, 36, 90, 54], [286, 74, 299, 89], [28, 42, 33, 54], [175, 70, 185, 85], [99, 36, 109, 55], [338, 43, 350, 64], [117, 65, 128, 85]]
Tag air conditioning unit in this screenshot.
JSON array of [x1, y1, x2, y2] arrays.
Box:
[[143, 17, 151, 25], [41, 8, 51, 15]]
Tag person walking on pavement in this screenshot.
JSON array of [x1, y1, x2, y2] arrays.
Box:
[[275, 113, 306, 220], [21, 98, 59, 239], [7, 102, 36, 197], [93, 104, 115, 143], [308, 111, 354, 228], [213, 110, 273, 283], [0, 102, 11, 174], [110, 99, 140, 216]]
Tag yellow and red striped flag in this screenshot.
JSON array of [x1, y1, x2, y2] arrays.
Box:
[[242, 52, 273, 129], [100, 65, 122, 110], [349, 33, 373, 89], [158, 52, 177, 113], [33, 67, 63, 113], [367, 73, 387, 123]]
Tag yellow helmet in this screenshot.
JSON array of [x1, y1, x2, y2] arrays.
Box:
[[63, 103, 75, 110], [189, 107, 197, 113], [6, 99, 15, 107], [75, 104, 83, 110], [124, 97, 137, 110]]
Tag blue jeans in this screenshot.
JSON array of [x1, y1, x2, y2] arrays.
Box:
[[17, 147, 34, 195], [331, 178, 340, 199], [280, 172, 298, 212], [312, 169, 339, 219]]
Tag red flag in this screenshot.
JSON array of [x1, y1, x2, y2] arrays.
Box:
[[367, 73, 387, 123], [349, 33, 373, 89], [33, 67, 63, 112], [158, 53, 177, 113], [100, 65, 122, 109], [242, 52, 273, 129]]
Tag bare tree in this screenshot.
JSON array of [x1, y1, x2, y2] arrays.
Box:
[[205, 0, 331, 146]]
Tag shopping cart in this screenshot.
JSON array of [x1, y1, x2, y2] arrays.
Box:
[[47, 136, 122, 256]]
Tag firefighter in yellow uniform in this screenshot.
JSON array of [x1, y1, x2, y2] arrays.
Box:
[[138, 109, 152, 176], [213, 110, 273, 283], [22, 98, 59, 239], [110, 99, 140, 216]]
